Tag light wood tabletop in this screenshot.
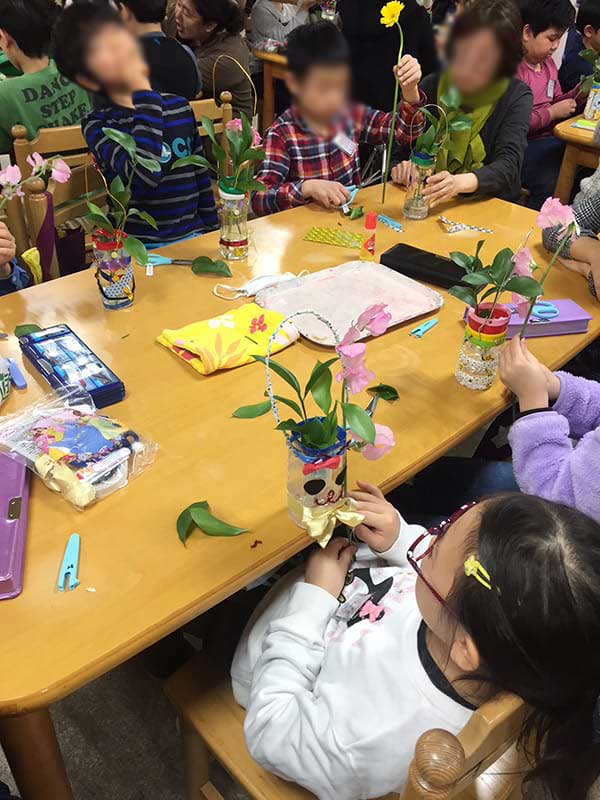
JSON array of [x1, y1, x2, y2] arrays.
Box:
[[253, 49, 288, 133], [554, 114, 599, 202], [1, 184, 599, 798]]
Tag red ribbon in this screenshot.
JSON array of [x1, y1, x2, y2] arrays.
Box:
[[302, 456, 341, 476]]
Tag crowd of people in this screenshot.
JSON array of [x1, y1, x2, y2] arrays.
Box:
[[2, 1, 600, 799]]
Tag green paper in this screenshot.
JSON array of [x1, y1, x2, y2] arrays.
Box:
[[14, 323, 41, 338]]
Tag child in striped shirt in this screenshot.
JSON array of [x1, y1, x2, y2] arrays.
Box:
[[53, 1, 217, 246]]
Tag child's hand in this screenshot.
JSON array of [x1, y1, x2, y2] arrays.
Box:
[[348, 481, 400, 553], [499, 336, 551, 411], [393, 55, 421, 104], [391, 160, 416, 187], [301, 179, 350, 209], [550, 98, 577, 121], [305, 539, 357, 598], [0, 222, 16, 278]]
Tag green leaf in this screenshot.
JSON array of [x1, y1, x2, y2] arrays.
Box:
[[226, 128, 242, 165], [474, 240, 485, 259], [136, 155, 162, 173], [349, 206, 364, 220], [240, 112, 254, 151], [415, 125, 436, 154], [310, 364, 332, 415], [448, 285, 477, 306], [109, 176, 131, 209], [276, 419, 303, 432], [102, 127, 136, 157], [579, 47, 598, 63], [440, 85, 461, 111], [461, 271, 491, 287], [200, 116, 219, 149], [14, 323, 41, 338], [86, 201, 114, 231], [490, 248, 514, 285], [171, 155, 214, 171], [343, 403, 375, 444], [191, 256, 232, 277], [367, 384, 399, 401], [128, 208, 158, 230], [580, 74, 594, 95], [421, 107, 439, 130], [123, 234, 148, 266], [448, 116, 472, 132], [232, 400, 272, 418], [449, 251, 473, 271], [177, 506, 195, 544], [304, 357, 338, 397], [177, 500, 248, 542], [322, 403, 340, 446], [252, 355, 302, 402], [301, 418, 327, 448], [245, 177, 266, 192], [239, 147, 266, 163], [264, 393, 303, 418], [504, 276, 544, 297]]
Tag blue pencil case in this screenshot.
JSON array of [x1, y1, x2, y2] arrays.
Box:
[[18, 324, 125, 408]]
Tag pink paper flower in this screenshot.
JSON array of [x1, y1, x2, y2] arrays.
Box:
[[360, 423, 396, 460], [356, 303, 392, 336], [50, 158, 71, 184], [225, 118, 262, 146], [26, 152, 47, 173], [537, 197, 575, 230], [335, 342, 375, 394], [512, 247, 534, 277]]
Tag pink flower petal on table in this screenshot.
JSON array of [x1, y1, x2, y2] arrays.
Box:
[[360, 423, 396, 460], [536, 197, 575, 230], [50, 158, 71, 184]]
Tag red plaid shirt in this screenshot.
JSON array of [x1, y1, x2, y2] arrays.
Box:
[[251, 96, 425, 216]]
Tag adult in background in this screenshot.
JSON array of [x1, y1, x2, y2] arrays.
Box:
[[118, 0, 201, 99], [337, 0, 438, 111], [392, 0, 532, 205], [175, 0, 253, 118]]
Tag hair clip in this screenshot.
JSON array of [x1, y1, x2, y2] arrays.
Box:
[[464, 555, 492, 590]]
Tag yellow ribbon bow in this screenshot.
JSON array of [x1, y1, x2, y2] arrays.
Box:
[[299, 498, 365, 548]]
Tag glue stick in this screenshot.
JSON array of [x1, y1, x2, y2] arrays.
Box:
[[360, 212, 377, 261]]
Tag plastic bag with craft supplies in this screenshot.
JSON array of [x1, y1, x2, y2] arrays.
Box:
[[156, 302, 299, 375], [0, 389, 157, 509]]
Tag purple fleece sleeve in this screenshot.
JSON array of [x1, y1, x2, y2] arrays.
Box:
[[553, 371, 600, 439], [509, 410, 600, 522]]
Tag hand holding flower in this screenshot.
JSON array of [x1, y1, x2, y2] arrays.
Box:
[[393, 55, 421, 104]]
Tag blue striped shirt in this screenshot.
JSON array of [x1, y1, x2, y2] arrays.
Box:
[[83, 91, 218, 244]]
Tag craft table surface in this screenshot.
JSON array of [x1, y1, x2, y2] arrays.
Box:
[[555, 114, 597, 145], [254, 49, 288, 133], [0, 184, 598, 718], [554, 114, 600, 202]]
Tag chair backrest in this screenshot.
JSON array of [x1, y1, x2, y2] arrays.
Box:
[[190, 90, 233, 146], [12, 123, 88, 177], [1, 194, 30, 257], [399, 694, 527, 800]]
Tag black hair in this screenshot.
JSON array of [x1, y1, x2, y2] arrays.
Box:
[[189, 0, 243, 36], [286, 21, 350, 79], [448, 494, 600, 800], [0, 0, 59, 58], [447, 0, 524, 78], [118, 0, 167, 24], [577, 0, 600, 35], [518, 0, 575, 36], [53, 0, 124, 84]]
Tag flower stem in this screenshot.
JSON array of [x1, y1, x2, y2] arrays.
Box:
[[519, 227, 572, 337], [381, 22, 404, 204]]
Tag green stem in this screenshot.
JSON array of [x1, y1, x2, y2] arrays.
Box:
[[381, 22, 404, 204], [519, 227, 572, 337]]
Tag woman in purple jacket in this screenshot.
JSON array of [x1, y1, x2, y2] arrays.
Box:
[[500, 335, 600, 523]]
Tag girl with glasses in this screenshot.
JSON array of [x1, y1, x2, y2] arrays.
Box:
[[231, 485, 600, 800]]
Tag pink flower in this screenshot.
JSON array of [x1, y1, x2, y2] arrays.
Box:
[[225, 118, 262, 146], [50, 158, 71, 184], [356, 303, 392, 336], [27, 152, 47, 174], [512, 295, 531, 316], [537, 197, 575, 230], [360, 423, 396, 460], [335, 342, 375, 394], [339, 324, 361, 346], [0, 164, 21, 187], [512, 247, 534, 277]]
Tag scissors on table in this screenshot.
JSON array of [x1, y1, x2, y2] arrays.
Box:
[[530, 301, 560, 323], [147, 254, 194, 266]]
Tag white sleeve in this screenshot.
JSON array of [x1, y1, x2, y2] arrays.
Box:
[[244, 581, 362, 800], [370, 512, 426, 568]]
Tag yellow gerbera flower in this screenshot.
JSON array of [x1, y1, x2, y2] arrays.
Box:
[[380, 0, 404, 27]]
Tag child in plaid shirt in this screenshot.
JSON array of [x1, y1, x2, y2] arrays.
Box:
[[252, 21, 425, 216]]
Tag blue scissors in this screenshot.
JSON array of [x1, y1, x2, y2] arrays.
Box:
[[530, 300, 559, 323], [147, 254, 194, 266]]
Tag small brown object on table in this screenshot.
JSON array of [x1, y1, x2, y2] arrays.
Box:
[[0, 184, 599, 799], [554, 114, 600, 203], [253, 49, 288, 133]]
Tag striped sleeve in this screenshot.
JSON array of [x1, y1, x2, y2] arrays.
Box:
[[84, 90, 167, 191], [251, 128, 305, 216], [354, 93, 425, 147]]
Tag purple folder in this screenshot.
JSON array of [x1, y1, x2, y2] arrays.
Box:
[[506, 300, 592, 339], [0, 452, 29, 600]]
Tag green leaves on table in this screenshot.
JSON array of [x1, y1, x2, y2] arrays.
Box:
[[368, 384, 399, 401], [14, 323, 41, 338], [191, 256, 232, 278], [177, 500, 248, 544], [232, 400, 272, 418]]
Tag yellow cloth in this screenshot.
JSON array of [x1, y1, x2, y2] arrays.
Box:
[[157, 303, 299, 375], [21, 247, 42, 285], [289, 496, 364, 547]]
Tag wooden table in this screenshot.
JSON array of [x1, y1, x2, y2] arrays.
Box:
[[554, 114, 599, 202], [254, 50, 287, 133], [1, 185, 599, 799]]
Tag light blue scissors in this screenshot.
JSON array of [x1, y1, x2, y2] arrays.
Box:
[[147, 254, 194, 266], [530, 300, 560, 323]]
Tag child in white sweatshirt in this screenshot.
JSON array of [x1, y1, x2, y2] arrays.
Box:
[[232, 484, 600, 800]]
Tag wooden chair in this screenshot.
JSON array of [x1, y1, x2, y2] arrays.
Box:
[[0, 193, 30, 257], [12, 123, 89, 178], [190, 90, 233, 145], [164, 654, 528, 800]]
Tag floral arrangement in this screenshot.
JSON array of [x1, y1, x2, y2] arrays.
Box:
[[380, 0, 405, 203], [233, 304, 398, 461], [178, 113, 265, 196], [414, 94, 472, 161], [0, 155, 70, 212], [578, 48, 600, 95]]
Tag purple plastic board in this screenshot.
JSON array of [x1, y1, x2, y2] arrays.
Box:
[[506, 300, 591, 339], [0, 452, 29, 600]]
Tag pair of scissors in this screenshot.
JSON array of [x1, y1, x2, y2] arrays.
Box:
[[339, 185, 359, 215], [530, 300, 559, 323], [147, 254, 194, 266]]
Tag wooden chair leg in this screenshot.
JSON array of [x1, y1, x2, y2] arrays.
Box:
[[181, 717, 218, 800], [554, 143, 579, 203]]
